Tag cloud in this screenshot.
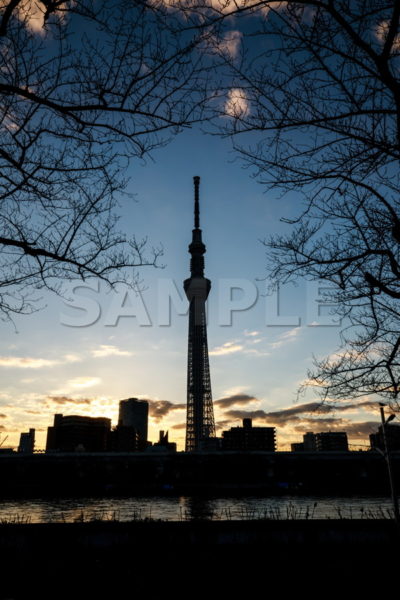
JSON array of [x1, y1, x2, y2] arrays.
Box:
[[375, 19, 400, 51], [225, 88, 249, 118], [292, 419, 380, 440], [91, 345, 133, 358], [68, 377, 101, 389], [269, 327, 301, 349], [0, 414, 6, 418], [46, 396, 93, 405], [0, 425, 5, 431], [340, 421, 380, 439], [210, 336, 270, 358], [330, 400, 380, 414], [244, 330, 260, 337], [171, 422, 187, 430], [222, 401, 331, 425], [215, 394, 258, 408], [0, 354, 80, 369], [147, 400, 186, 421], [265, 401, 333, 422], [213, 30, 242, 59], [291, 417, 346, 431], [216, 420, 234, 431], [222, 400, 382, 429], [16, 0, 46, 32], [64, 354, 80, 363], [155, 0, 285, 16], [16, 0, 70, 33], [243, 348, 271, 357], [225, 409, 272, 422], [0, 356, 58, 369], [210, 341, 244, 356]]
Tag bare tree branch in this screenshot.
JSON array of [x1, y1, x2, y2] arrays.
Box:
[[193, 0, 400, 405], [0, 0, 214, 320]]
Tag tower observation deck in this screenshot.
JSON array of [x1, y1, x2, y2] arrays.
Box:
[[184, 176, 216, 452]]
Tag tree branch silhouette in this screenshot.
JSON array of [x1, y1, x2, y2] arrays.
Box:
[[184, 0, 400, 405], [0, 0, 212, 320]]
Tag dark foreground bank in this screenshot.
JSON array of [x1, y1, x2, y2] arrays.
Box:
[[0, 519, 398, 596]]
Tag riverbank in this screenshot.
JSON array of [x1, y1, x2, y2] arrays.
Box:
[[1, 450, 398, 496], [0, 519, 397, 596]]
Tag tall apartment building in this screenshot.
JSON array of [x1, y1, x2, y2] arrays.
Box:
[[118, 398, 149, 449]]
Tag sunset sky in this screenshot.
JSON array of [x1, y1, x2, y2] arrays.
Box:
[[0, 2, 387, 451], [0, 127, 383, 451]]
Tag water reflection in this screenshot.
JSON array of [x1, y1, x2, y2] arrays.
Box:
[[0, 496, 395, 523], [179, 497, 217, 521]]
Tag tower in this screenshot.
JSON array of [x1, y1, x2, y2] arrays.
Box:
[[184, 176, 216, 452]]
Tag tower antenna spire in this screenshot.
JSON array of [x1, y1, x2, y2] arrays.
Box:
[[194, 176, 200, 229]]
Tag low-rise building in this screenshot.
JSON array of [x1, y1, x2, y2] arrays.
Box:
[[292, 431, 349, 452], [222, 418, 276, 451], [370, 424, 400, 452], [46, 414, 111, 452], [18, 428, 35, 453], [315, 431, 349, 452]]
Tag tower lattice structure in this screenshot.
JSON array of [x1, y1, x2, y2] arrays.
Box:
[[184, 176, 216, 452]]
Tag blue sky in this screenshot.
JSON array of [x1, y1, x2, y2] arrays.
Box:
[[0, 128, 382, 450], [0, 1, 389, 451]]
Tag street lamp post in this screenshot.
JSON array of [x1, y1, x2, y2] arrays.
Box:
[[379, 403, 400, 523]]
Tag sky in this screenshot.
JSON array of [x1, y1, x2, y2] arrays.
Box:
[[0, 127, 384, 451], [0, 1, 387, 451]]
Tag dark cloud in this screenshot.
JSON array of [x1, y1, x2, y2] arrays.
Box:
[[292, 418, 346, 432], [216, 420, 234, 431], [46, 396, 92, 405], [0, 413, 6, 418], [147, 400, 186, 422], [266, 402, 333, 420], [222, 400, 382, 429], [329, 400, 380, 413], [0, 425, 5, 431], [225, 409, 270, 422], [214, 394, 258, 408], [26, 410, 41, 415], [341, 421, 380, 439], [221, 402, 334, 428], [293, 419, 380, 439]]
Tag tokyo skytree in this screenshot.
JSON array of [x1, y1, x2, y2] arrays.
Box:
[[184, 176, 216, 452]]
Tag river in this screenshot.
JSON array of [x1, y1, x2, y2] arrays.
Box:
[[0, 495, 395, 523]]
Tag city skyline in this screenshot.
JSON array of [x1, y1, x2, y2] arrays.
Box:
[[0, 130, 385, 451]]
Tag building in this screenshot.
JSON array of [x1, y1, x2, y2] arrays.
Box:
[[303, 432, 317, 451], [118, 398, 148, 448], [315, 432, 349, 452], [222, 419, 276, 452], [184, 177, 216, 452], [46, 414, 111, 452], [109, 426, 139, 452], [149, 431, 177, 453], [18, 428, 35, 453], [370, 424, 400, 452], [291, 442, 305, 452], [291, 431, 349, 452]]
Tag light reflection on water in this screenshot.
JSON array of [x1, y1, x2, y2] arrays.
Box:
[[0, 496, 395, 523]]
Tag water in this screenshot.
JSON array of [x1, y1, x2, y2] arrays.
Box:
[[0, 496, 395, 523]]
